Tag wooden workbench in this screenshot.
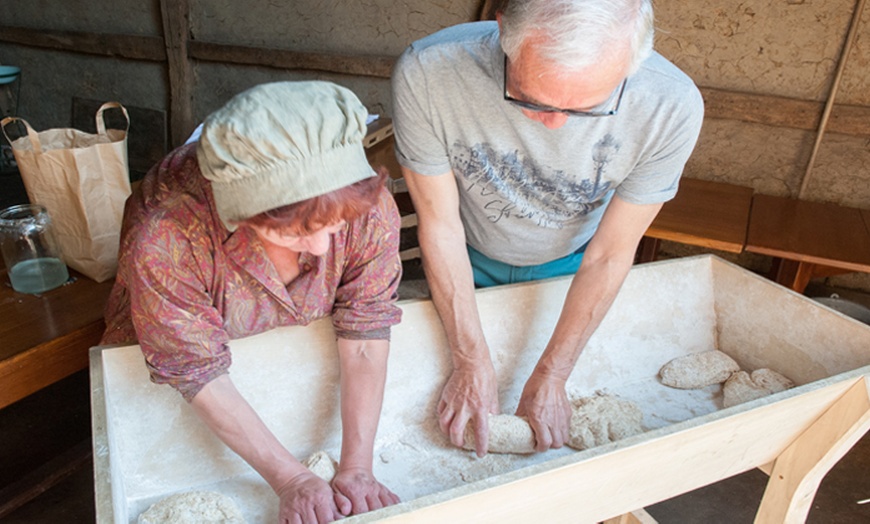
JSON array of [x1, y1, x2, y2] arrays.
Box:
[[0, 267, 113, 410]]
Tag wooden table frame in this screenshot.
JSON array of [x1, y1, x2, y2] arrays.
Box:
[[0, 268, 111, 518]]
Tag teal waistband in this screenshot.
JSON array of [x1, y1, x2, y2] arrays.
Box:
[[466, 244, 585, 288]]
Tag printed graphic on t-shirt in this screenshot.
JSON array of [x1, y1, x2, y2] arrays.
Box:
[[451, 136, 617, 229]]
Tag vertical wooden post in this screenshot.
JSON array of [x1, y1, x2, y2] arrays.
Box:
[[769, 259, 816, 294], [160, 0, 195, 148], [635, 237, 661, 264]]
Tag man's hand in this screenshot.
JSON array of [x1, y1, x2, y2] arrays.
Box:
[[332, 467, 400, 516], [438, 361, 500, 457], [515, 371, 572, 452], [276, 471, 346, 524]]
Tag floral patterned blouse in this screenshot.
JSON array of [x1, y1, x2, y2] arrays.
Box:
[[101, 144, 402, 401]]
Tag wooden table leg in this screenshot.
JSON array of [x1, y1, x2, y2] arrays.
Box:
[[636, 237, 661, 264], [754, 378, 870, 523], [770, 258, 816, 293]]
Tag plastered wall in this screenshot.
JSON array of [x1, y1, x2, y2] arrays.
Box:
[[655, 1, 870, 288], [191, 1, 476, 55], [1, 0, 868, 290], [189, 1, 477, 121]]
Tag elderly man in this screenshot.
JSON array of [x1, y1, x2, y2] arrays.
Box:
[[391, 0, 704, 456]]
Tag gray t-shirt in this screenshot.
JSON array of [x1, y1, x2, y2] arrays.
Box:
[[392, 22, 704, 266]]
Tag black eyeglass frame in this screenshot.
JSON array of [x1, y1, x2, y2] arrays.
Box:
[[503, 55, 627, 117]]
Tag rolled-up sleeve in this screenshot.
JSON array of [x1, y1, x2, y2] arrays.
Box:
[[332, 188, 403, 340], [127, 217, 231, 401]]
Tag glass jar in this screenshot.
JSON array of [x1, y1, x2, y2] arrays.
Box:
[[0, 204, 69, 293]]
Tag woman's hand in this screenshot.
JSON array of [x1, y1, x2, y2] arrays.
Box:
[[332, 467, 400, 516], [189, 377, 344, 522], [276, 471, 348, 524]]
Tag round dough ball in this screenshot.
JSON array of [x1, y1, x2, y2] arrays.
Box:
[[302, 450, 338, 482], [462, 414, 536, 454], [723, 368, 794, 408], [660, 350, 740, 389], [567, 394, 643, 451], [751, 368, 794, 393], [137, 491, 246, 524]]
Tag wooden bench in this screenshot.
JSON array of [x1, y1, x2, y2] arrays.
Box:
[[638, 182, 870, 295], [636, 177, 754, 263], [745, 194, 870, 293]]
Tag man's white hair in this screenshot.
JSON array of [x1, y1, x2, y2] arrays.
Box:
[[499, 0, 654, 75]]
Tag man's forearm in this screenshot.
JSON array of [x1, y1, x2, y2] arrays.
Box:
[[417, 224, 490, 366], [535, 251, 635, 381], [401, 166, 492, 368], [535, 196, 662, 381]]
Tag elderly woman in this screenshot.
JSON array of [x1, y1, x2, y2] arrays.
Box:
[[101, 81, 402, 523]]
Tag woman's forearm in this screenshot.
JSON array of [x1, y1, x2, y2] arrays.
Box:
[[337, 338, 390, 471], [189, 374, 306, 491]]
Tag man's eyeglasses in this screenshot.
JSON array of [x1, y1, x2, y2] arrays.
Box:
[[503, 55, 626, 117]]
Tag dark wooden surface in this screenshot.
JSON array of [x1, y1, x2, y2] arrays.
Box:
[[746, 195, 870, 272], [700, 87, 870, 136], [0, 26, 165, 61], [0, 439, 91, 519], [0, 268, 114, 410], [639, 177, 754, 260], [746, 194, 870, 292], [188, 40, 396, 78]]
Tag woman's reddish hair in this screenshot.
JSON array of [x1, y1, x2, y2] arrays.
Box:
[[244, 167, 388, 234]]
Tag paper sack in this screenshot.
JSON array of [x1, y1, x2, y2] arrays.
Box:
[[1, 102, 132, 282]]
